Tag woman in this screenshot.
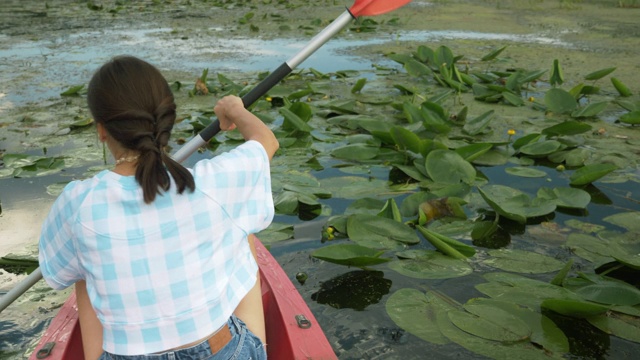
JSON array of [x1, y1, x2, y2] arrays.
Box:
[[38, 56, 278, 359]]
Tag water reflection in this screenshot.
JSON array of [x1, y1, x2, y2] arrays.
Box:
[[0, 26, 571, 110]]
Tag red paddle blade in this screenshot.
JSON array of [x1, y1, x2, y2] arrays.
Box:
[[349, 0, 413, 17]]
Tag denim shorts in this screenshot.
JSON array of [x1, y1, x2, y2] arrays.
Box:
[[98, 315, 266, 360]]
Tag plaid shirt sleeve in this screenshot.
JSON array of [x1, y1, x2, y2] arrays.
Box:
[[193, 140, 274, 235], [38, 181, 85, 290]]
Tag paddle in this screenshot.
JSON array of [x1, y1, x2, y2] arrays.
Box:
[[173, 0, 413, 162], [0, 0, 413, 313]]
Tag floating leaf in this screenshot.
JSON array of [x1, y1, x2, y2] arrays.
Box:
[[572, 276, 640, 306], [542, 121, 592, 136], [537, 187, 591, 209], [60, 84, 85, 96], [417, 225, 475, 259], [425, 150, 476, 185], [611, 77, 632, 97], [478, 185, 556, 224], [519, 139, 563, 157], [620, 110, 640, 125], [470, 298, 570, 353], [569, 163, 617, 186], [331, 144, 379, 161], [505, 167, 547, 178], [584, 67, 616, 81], [477, 272, 583, 309], [256, 223, 294, 245], [279, 107, 312, 132], [588, 312, 640, 343], [403, 58, 433, 77], [311, 243, 390, 267], [541, 298, 610, 318], [463, 110, 494, 135], [502, 91, 524, 106], [572, 101, 608, 118], [483, 249, 565, 274], [390, 126, 424, 155], [448, 303, 531, 343], [603, 212, 640, 233], [388, 250, 473, 279], [454, 143, 493, 162], [545, 88, 577, 114], [347, 214, 420, 249], [386, 289, 452, 345]]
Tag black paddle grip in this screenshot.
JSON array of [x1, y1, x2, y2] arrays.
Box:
[[199, 62, 293, 143]]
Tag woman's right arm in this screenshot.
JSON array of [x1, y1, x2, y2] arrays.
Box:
[[76, 281, 104, 360], [213, 96, 279, 161]]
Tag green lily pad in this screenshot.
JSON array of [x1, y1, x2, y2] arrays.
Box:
[[279, 107, 312, 132], [417, 225, 475, 259], [541, 121, 592, 136], [346, 214, 420, 250], [505, 167, 547, 178], [454, 143, 493, 162], [388, 250, 473, 279], [478, 185, 556, 224], [604, 212, 640, 233], [426, 150, 476, 185], [386, 288, 452, 345], [448, 303, 531, 343], [483, 249, 565, 274], [541, 298, 610, 318], [569, 163, 617, 186], [572, 101, 608, 118], [477, 272, 583, 309], [463, 110, 495, 136], [620, 110, 640, 125], [570, 273, 640, 306], [469, 298, 569, 353], [588, 312, 640, 343], [584, 67, 616, 81], [566, 233, 615, 265], [311, 243, 390, 267], [390, 126, 425, 155], [256, 223, 294, 245], [331, 143, 380, 161], [519, 140, 563, 157], [545, 88, 577, 114], [537, 187, 591, 209], [319, 176, 393, 199]]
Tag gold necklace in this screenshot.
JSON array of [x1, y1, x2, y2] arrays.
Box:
[[115, 155, 140, 165]]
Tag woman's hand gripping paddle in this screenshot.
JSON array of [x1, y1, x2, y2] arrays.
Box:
[[172, 0, 413, 163]]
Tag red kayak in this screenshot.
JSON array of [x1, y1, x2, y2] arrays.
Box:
[[29, 240, 336, 360]]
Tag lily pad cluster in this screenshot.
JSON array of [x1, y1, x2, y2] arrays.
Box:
[[4, 36, 639, 358], [245, 44, 638, 357]]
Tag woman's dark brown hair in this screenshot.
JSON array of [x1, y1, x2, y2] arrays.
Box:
[[87, 56, 195, 203]]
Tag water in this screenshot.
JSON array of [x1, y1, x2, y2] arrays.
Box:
[[0, 26, 570, 112]]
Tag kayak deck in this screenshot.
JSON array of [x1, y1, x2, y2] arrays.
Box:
[[30, 240, 336, 359]]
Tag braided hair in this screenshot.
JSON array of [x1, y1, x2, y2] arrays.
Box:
[[87, 56, 195, 203]]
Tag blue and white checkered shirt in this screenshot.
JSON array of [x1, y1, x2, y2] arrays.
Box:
[[39, 140, 274, 355]]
